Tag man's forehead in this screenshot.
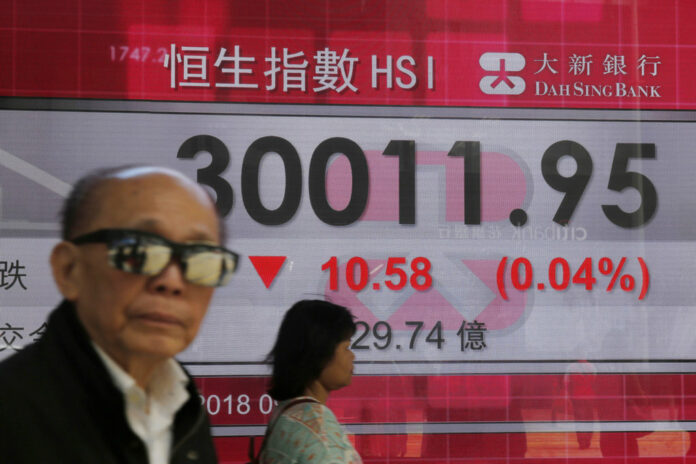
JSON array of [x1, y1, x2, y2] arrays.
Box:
[[100, 168, 211, 203], [85, 170, 219, 237], [109, 166, 191, 183]]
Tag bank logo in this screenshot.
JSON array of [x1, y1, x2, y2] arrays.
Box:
[[479, 52, 526, 95]]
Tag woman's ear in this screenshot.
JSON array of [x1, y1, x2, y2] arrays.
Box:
[[50, 241, 81, 301]]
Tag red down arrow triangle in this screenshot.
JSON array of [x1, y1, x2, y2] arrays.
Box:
[[249, 256, 286, 289]]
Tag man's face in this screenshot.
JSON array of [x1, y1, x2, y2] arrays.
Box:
[[63, 171, 220, 366]]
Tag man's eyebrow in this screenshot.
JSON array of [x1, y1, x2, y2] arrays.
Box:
[[129, 218, 164, 233], [185, 233, 218, 243]]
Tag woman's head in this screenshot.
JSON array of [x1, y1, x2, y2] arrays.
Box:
[[267, 300, 357, 401]]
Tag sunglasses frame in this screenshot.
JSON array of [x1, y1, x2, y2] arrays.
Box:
[[70, 228, 239, 287]]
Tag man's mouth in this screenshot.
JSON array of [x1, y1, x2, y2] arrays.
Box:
[[134, 312, 183, 327]]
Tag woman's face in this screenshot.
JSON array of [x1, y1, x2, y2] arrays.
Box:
[[317, 339, 355, 392]]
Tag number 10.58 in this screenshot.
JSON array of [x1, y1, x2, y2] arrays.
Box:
[[321, 256, 432, 292]]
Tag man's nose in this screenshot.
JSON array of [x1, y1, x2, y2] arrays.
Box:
[[148, 261, 186, 295]]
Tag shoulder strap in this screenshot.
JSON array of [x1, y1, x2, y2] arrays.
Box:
[[248, 398, 319, 463]]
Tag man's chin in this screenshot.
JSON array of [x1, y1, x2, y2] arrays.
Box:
[[126, 334, 188, 361]]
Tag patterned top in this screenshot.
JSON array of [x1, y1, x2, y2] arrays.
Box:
[[259, 398, 363, 464]]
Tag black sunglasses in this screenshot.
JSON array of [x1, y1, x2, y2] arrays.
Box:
[[70, 229, 239, 287]]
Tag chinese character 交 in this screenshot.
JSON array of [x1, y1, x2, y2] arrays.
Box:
[[0, 323, 24, 351]]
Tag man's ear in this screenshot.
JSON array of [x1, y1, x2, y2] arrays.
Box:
[[50, 241, 81, 301]]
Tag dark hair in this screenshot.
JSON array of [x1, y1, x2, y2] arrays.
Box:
[[267, 300, 356, 401], [60, 164, 226, 242]]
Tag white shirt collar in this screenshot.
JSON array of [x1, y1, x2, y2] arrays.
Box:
[[92, 342, 190, 464], [92, 342, 189, 400]]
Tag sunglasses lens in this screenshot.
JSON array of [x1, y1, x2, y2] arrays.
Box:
[[100, 232, 237, 286], [184, 249, 237, 287], [140, 245, 172, 275], [108, 238, 172, 276]]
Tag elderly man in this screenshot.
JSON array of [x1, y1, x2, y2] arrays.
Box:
[[0, 165, 238, 463]]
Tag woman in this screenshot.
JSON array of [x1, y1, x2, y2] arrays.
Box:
[[258, 300, 362, 464]]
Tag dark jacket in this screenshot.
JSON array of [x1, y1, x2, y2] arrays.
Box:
[[0, 300, 218, 464]]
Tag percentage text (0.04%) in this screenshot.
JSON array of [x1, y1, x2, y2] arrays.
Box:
[[496, 256, 650, 300]]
